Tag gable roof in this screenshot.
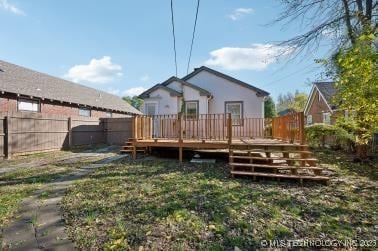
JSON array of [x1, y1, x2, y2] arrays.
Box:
[[0, 60, 141, 115], [314, 82, 337, 106], [138, 83, 182, 99], [304, 81, 336, 115], [161, 76, 211, 96], [182, 66, 269, 97]]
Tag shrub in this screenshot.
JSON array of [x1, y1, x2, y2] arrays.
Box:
[[305, 124, 354, 150]]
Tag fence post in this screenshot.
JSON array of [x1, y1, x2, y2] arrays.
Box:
[[299, 112, 305, 145], [4, 116, 10, 159], [227, 113, 232, 146], [68, 117, 73, 149]]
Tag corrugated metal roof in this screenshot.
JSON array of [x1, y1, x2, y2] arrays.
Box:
[[0, 60, 141, 115]]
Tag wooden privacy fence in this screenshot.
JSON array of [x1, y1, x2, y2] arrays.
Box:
[[133, 113, 267, 141], [0, 112, 133, 158], [271, 112, 305, 144]]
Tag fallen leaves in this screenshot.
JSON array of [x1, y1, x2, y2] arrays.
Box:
[[60, 152, 377, 250]]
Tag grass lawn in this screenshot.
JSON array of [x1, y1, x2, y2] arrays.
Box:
[[0, 150, 107, 234], [61, 150, 377, 250]]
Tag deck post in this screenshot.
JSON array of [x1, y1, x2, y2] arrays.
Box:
[[132, 115, 138, 140], [179, 147, 183, 163], [178, 113, 183, 143], [178, 113, 183, 163], [140, 116, 144, 139], [299, 112, 305, 145], [227, 113, 232, 146], [132, 116, 138, 160]]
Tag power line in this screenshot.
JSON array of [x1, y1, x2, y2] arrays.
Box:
[[186, 0, 200, 74], [170, 0, 178, 77], [262, 62, 319, 88]]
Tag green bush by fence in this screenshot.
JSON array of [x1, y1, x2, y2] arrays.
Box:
[[305, 124, 354, 150]]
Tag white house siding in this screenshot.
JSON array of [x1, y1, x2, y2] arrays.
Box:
[[142, 88, 179, 115], [185, 70, 264, 118], [182, 85, 208, 114]]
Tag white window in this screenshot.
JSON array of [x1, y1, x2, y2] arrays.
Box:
[[185, 101, 198, 119], [225, 101, 243, 125], [307, 115, 313, 125], [323, 112, 331, 124], [18, 98, 40, 112], [79, 107, 91, 117], [145, 103, 157, 116], [106, 111, 112, 118]]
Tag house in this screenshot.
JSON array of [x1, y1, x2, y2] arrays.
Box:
[[304, 81, 342, 125], [0, 60, 141, 117], [139, 66, 269, 122]]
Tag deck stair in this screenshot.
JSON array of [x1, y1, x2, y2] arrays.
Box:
[[229, 143, 329, 184], [120, 138, 147, 155]]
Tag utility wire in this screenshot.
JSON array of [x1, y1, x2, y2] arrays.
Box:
[[170, 0, 178, 76], [186, 0, 200, 74], [262, 62, 319, 87]]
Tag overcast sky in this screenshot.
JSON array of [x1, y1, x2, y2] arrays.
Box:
[[0, 0, 333, 101]]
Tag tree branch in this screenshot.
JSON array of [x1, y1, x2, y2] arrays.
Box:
[[342, 0, 356, 44]]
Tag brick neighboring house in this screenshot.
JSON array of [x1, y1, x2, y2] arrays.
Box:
[[0, 60, 141, 117], [304, 82, 344, 125]]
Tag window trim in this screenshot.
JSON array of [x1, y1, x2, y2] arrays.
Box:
[[145, 102, 158, 116], [224, 101, 244, 126], [184, 100, 199, 119], [79, 107, 91, 117], [307, 114, 313, 125], [322, 112, 331, 124], [17, 97, 41, 113]]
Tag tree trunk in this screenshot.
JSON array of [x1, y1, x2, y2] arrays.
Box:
[[356, 144, 369, 159], [365, 0, 373, 22]]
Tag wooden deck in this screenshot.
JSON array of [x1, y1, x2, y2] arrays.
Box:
[[122, 112, 329, 184]]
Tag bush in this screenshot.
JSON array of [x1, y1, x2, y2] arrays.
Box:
[[305, 124, 354, 150]]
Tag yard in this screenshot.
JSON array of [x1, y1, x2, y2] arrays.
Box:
[[60, 150, 377, 250], [0, 146, 116, 248]]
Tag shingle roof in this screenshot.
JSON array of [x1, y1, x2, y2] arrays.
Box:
[[138, 83, 182, 98], [0, 60, 141, 115], [160, 76, 211, 96], [314, 81, 337, 106], [277, 108, 296, 116], [182, 66, 270, 97]]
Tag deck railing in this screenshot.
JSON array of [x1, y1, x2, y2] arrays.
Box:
[[132, 112, 305, 144], [132, 113, 267, 141], [271, 112, 305, 144]]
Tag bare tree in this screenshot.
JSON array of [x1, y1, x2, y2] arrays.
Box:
[[274, 0, 377, 55]]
